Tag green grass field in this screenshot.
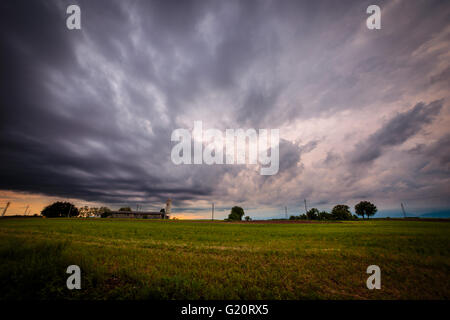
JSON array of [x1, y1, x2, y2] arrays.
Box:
[[0, 218, 449, 300]]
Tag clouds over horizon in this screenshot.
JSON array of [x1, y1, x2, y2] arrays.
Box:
[[0, 0, 449, 216]]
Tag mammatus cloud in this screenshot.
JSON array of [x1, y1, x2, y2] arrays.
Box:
[[0, 0, 449, 216]]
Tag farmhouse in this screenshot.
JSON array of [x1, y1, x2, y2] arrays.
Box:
[[109, 199, 171, 219]]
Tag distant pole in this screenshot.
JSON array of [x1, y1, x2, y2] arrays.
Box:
[[304, 199, 308, 220], [1, 202, 11, 217], [212, 203, 215, 221], [24, 205, 29, 216], [285, 206, 287, 219], [401, 203, 407, 218]]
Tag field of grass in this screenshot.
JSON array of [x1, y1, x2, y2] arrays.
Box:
[[0, 218, 449, 300]]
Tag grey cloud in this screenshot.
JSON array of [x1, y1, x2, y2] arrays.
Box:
[[323, 151, 341, 166], [351, 100, 444, 165], [407, 134, 450, 172], [430, 66, 450, 86], [278, 139, 306, 172]]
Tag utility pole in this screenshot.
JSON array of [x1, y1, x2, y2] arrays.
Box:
[[24, 205, 29, 216], [68, 204, 73, 218], [1, 202, 11, 217], [401, 203, 407, 218], [304, 199, 308, 220], [212, 202, 214, 221], [285, 206, 287, 219]]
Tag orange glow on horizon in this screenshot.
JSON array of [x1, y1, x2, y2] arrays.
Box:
[[0, 190, 214, 219]]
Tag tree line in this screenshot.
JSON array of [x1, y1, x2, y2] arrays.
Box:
[[40, 202, 167, 218], [226, 201, 377, 221], [40, 200, 377, 220], [289, 201, 377, 221], [40, 201, 113, 218]]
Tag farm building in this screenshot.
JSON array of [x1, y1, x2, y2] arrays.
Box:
[[109, 199, 171, 219]]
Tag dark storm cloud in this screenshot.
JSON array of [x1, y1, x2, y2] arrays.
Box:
[[0, 0, 308, 205], [0, 0, 449, 213], [0, 0, 187, 204], [351, 100, 444, 165]]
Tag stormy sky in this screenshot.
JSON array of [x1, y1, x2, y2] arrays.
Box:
[[1, 0, 449, 218]]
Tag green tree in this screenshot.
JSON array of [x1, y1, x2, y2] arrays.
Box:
[[99, 207, 111, 214], [318, 211, 332, 220], [306, 208, 319, 220], [355, 201, 377, 219], [119, 207, 132, 212], [41, 201, 79, 218], [228, 206, 245, 221], [245, 216, 251, 221], [98, 207, 111, 218], [331, 205, 352, 220]]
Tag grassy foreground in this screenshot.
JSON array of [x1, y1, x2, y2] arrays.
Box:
[[0, 218, 449, 300]]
